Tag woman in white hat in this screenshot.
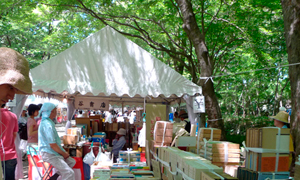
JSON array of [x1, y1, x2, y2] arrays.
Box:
[[0, 47, 32, 180], [111, 128, 126, 163], [270, 111, 290, 128], [270, 111, 294, 171], [0, 47, 32, 104]]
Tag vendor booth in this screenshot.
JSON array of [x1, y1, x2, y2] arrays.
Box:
[[26, 26, 202, 180], [19, 26, 283, 180]]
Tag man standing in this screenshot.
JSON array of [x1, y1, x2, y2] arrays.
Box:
[[178, 110, 191, 133], [0, 104, 18, 180], [0, 47, 33, 179]]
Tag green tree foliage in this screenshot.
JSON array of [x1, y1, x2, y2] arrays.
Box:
[[0, 0, 290, 137]]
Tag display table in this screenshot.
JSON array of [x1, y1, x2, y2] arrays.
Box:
[[28, 155, 84, 180]]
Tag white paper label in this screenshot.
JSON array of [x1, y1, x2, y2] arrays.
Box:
[[193, 96, 205, 113]]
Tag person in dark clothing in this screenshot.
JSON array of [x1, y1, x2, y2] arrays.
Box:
[[178, 110, 190, 133]]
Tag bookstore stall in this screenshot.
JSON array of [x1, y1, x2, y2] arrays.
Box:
[[27, 26, 204, 180], [26, 26, 294, 180]]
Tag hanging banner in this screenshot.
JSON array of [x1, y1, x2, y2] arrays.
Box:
[[75, 97, 109, 111], [193, 95, 205, 113]]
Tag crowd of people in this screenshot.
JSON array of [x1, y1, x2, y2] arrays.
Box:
[[0, 48, 77, 180], [0, 47, 130, 179], [74, 109, 137, 124]]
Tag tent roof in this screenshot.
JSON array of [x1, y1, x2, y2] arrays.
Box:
[[30, 26, 201, 105]]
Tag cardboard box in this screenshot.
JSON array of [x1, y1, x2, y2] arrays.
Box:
[[245, 128, 291, 172], [75, 118, 92, 136], [211, 157, 240, 163], [175, 136, 196, 147], [246, 127, 290, 150], [104, 122, 112, 131], [155, 121, 173, 129], [63, 135, 78, 145], [92, 121, 99, 135], [154, 134, 172, 143], [261, 128, 290, 153], [212, 163, 240, 178], [200, 141, 240, 163], [198, 128, 222, 141], [199, 128, 222, 134], [132, 142, 139, 150], [246, 152, 289, 172], [152, 141, 170, 149], [67, 128, 81, 135], [203, 141, 240, 149], [210, 148, 240, 154], [199, 133, 221, 140], [155, 128, 173, 137], [112, 122, 118, 132]]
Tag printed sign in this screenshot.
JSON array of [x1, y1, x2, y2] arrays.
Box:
[[75, 97, 109, 110], [193, 95, 205, 113]]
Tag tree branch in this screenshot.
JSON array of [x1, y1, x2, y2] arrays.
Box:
[[204, 0, 223, 35], [204, 11, 246, 35], [201, 0, 205, 36], [73, 0, 192, 60]]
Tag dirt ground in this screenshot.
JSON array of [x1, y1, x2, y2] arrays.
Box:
[[19, 158, 29, 180]]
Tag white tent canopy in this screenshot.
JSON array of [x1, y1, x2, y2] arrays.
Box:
[[30, 26, 202, 106]]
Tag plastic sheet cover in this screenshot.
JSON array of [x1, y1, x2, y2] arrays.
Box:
[[30, 26, 201, 101]]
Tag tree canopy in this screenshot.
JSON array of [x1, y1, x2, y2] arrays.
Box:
[[0, 0, 290, 135]]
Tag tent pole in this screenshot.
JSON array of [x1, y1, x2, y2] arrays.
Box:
[[122, 102, 124, 115], [143, 97, 146, 113]]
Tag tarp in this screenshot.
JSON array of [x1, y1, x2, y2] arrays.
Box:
[[30, 26, 201, 105]]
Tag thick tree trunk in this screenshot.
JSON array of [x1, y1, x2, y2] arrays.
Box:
[[281, 0, 300, 176], [176, 0, 225, 139]]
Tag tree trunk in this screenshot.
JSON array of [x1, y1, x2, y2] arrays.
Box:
[[281, 0, 300, 176], [176, 0, 225, 139]]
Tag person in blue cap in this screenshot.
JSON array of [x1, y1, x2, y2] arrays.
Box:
[[38, 102, 76, 180]]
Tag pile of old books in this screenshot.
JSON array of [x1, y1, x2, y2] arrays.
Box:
[[198, 128, 222, 141], [151, 147, 238, 180], [152, 121, 173, 146], [199, 141, 240, 164], [195, 128, 240, 177]]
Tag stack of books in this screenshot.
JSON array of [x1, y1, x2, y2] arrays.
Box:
[[199, 141, 240, 163]]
